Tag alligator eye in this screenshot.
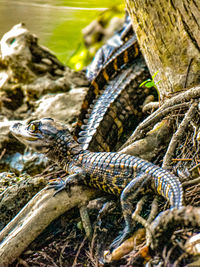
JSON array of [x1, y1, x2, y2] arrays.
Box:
[[28, 123, 37, 133]]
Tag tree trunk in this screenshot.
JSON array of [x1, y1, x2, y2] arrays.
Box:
[[126, 0, 200, 99], [122, 2, 200, 264]]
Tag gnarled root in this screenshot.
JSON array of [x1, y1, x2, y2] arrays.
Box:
[[150, 206, 200, 251], [121, 85, 200, 150]]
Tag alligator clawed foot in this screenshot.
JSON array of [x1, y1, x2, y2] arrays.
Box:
[[47, 178, 72, 196], [109, 226, 131, 252]]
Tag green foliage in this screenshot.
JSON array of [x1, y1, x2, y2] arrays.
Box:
[[67, 43, 92, 71], [77, 220, 84, 231], [139, 71, 161, 90], [68, 5, 124, 70], [57, 0, 121, 8]]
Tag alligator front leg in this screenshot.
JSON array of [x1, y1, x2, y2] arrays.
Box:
[[47, 168, 93, 238], [109, 172, 150, 251], [47, 167, 86, 195]]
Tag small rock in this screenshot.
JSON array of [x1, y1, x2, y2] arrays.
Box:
[[0, 119, 23, 151], [33, 88, 88, 126]]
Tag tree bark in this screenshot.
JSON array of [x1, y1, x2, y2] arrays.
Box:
[[126, 0, 200, 99], [122, 2, 200, 264]]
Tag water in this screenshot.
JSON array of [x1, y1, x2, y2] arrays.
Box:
[[0, 0, 121, 65]]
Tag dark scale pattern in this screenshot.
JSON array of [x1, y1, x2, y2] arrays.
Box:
[[78, 56, 150, 152], [74, 35, 140, 140], [55, 141, 183, 249], [75, 151, 183, 209], [86, 14, 133, 81]]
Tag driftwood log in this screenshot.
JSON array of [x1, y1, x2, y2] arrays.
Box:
[[0, 186, 99, 265]]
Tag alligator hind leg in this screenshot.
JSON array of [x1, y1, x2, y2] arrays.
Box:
[[109, 172, 150, 250]]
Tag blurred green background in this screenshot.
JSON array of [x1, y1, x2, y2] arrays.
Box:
[[0, 0, 122, 67]]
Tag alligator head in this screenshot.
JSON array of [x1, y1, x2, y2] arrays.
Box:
[[10, 118, 77, 162]]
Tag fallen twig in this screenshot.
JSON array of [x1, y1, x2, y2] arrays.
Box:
[[162, 102, 197, 169], [121, 85, 200, 149]]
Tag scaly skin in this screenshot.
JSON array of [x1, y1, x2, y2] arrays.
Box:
[[10, 118, 184, 249], [74, 34, 140, 140], [78, 56, 150, 152], [75, 20, 150, 152], [86, 14, 133, 81]]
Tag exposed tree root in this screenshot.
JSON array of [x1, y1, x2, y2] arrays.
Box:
[[162, 101, 198, 169], [0, 185, 99, 265], [121, 85, 200, 149], [2, 90, 200, 265], [1, 22, 200, 267], [109, 92, 200, 264], [150, 206, 200, 251]]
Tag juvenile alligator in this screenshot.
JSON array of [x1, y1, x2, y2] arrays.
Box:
[[74, 34, 140, 141], [86, 14, 133, 82], [78, 56, 150, 151], [11, 118, 184, 249], [75, 15, 152, 152]]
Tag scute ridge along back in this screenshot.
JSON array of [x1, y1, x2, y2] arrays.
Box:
[[78, 56, 150, 152], [75, 16, 153, 151], [86, 13, 133, 82], [74, 33, 140, 144]]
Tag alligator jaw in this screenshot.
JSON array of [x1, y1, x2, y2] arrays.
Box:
[[9, 122, 47, 157], [10, 122, 38, 142], [10, 118, 66, 155]]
